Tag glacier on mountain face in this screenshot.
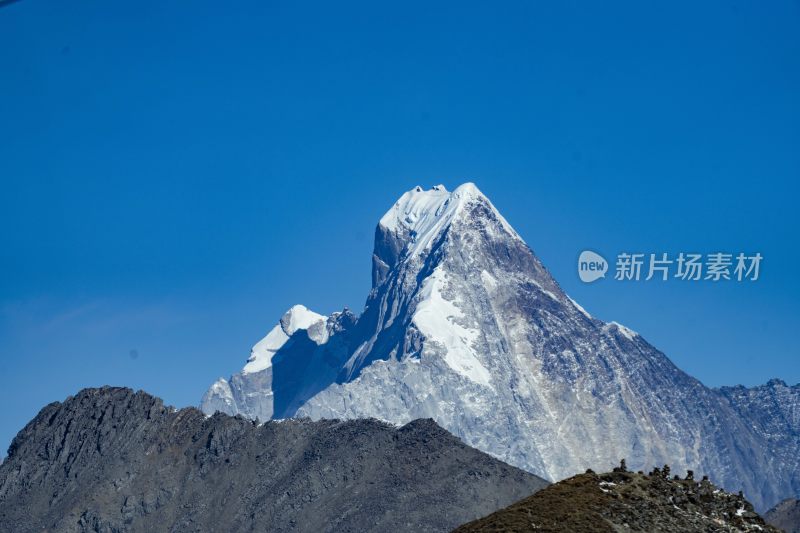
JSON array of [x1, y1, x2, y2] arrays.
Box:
[[202, 182, 799, 511]]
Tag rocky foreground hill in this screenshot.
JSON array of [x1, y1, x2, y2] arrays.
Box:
[[0, 387, 547, 533], [454, 465, 781, 532]]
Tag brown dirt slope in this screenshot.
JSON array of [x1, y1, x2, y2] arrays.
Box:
[[454, 465, 781, 533]]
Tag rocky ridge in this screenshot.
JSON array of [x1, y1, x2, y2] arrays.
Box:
[[0, 387, 548, 533]]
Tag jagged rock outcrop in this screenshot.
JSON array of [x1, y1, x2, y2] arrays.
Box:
[[0, 387, 548, 533], [454, 467, 780, 532], [202, 183, 799, 511]]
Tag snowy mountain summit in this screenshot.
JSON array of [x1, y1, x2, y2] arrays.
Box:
[[202, 183, 799, 511]]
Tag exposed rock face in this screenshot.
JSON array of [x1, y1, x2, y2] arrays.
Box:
[[454, 467, 780, 533], [202, 183, 800, 511], [0, 387, 548, 533], [765, 498, 800, 533], [717, 379, 800, 508]]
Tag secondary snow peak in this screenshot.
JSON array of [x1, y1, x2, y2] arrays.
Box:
[[243, 304, 327, 375]]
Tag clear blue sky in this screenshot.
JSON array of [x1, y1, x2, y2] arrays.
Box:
[[1, 0, 798, 454]]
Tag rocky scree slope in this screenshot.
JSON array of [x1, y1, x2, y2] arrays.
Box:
[[454, 465, 780, 533], [0, 387, 548, 533]]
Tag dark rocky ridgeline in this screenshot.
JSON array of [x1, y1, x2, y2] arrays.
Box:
[[453, 462, 780, 533], [765, 498, 800, 533], [0, 387, 548, 533]]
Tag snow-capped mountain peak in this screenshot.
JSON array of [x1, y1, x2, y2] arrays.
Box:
[[377, 183, 521, 261], [202, 182, 799, 511]]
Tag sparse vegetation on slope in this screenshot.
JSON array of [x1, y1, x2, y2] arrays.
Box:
[[454, 462, 779, 533]]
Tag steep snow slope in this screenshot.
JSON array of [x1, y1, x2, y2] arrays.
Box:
[[201, 304, 337, 421], [202, 183, 799, 511]]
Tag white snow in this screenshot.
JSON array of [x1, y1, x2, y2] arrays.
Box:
[[243, 324, 290, 374], [209, 378, 234, 401], [481, 270, 498, 292], [282, 304, 326, 336], [610, 321, 638, 341], [201, 377, 236, 414], [243, 304, 327, 374], [379, 183, 520, 257], [736, 507, 746, 517], [540, 288, 560, 301], [413, 267, 493, 387], [567, 296, 592, 319]]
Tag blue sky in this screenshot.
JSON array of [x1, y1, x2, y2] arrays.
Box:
[[1, 0, 798, 453]]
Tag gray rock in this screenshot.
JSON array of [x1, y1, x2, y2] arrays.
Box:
[[0, 387, 548, 533], [765, 498, 800, 533]]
